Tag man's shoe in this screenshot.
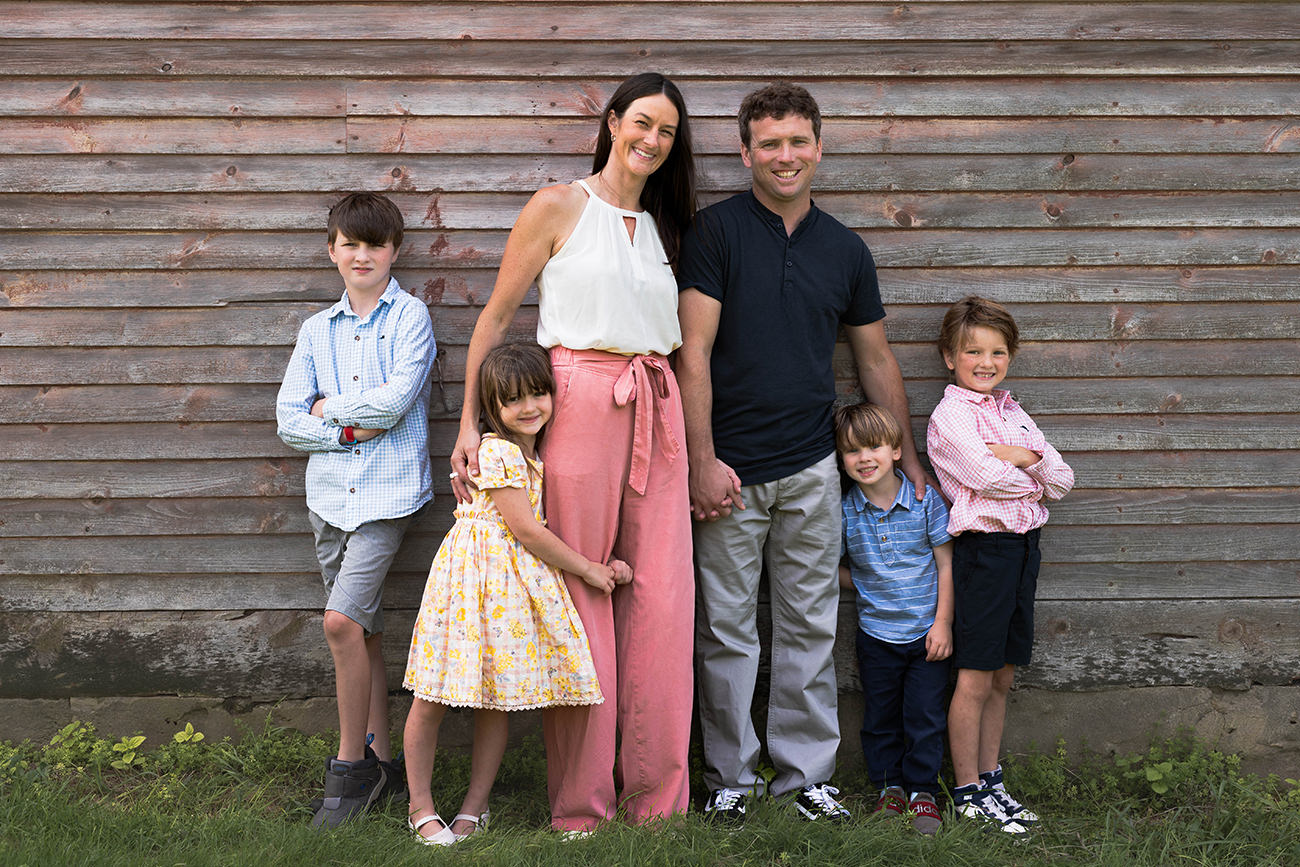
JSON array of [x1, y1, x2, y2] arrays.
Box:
[[953, 785, 1027, 835], [908, 791, 942, 836], [981, 766, 1038, 825], [794, 783, 850, 822], [310, 751, 387, 829], [873, 785, 906, 816], [703, 787, 748, 825]]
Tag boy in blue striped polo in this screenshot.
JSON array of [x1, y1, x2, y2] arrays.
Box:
[[834, 402, 954, 835]]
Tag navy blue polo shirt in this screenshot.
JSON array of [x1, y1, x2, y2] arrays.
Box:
[[677, 190, 885, 485]]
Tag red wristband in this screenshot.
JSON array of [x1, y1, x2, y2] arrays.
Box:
[[342, 426, 356, 445]]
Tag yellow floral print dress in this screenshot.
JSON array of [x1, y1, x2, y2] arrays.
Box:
[[403, 435, 602, 710]]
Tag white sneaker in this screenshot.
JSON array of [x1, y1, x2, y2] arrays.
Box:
[[955, 788, 1028, 835], [703, 787, 748, 824], [794, 783, 850, 822], [989, 785, 1039, 824]]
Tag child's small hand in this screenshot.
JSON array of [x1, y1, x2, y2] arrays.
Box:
[[925, 623, 953, 662], [987, 442, 1040, 469], [581, 562, 617, 595], [608, 559, 634, 586]]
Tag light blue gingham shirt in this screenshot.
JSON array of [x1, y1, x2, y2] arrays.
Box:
[[842, 471, 953, 644], [276, 278, 435, 532]]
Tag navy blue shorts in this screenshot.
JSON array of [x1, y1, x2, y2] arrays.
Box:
[[951, 529, 1041, 671]]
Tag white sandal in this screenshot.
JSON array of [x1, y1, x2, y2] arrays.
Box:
[[451, 809, 489, 841], [408, 812, 456, 846]]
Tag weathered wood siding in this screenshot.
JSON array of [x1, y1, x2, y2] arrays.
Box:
[[2, 2, 1298, 709]]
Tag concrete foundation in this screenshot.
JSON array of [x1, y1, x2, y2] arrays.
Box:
[[3, 685, 1297, 779]]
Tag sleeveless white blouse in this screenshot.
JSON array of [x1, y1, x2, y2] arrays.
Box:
[[536, 180, 682, 356]]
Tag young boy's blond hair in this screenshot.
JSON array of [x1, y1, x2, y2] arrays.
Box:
[[833, 402, 903, 454]]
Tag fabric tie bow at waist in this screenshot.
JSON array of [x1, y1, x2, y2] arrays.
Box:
[[612, 355, 681, 495]]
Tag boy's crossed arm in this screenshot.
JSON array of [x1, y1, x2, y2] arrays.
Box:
[[314, 308, 435, 432]]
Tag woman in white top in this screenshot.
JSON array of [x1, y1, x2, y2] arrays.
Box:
[[449, 73, 698, 832]]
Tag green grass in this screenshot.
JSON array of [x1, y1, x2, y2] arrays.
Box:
[[2, 720, 1299, 866]]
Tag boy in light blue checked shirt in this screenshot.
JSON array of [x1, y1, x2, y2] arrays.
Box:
[[276, 192, 435, 829], [834, 402, 953, 835]]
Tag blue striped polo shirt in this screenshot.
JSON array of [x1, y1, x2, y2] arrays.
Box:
[[842, 471, 953, 643]]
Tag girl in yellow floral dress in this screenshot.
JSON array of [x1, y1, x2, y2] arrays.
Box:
[[401, 342, 630, 846]]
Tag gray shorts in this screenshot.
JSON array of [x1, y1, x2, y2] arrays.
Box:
[[308, 509, 418, 636]]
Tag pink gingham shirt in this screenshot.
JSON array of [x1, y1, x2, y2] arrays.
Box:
[[926, 384, 1074, 535]]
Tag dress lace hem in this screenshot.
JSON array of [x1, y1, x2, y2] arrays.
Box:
[[406, 688, 603, 712]]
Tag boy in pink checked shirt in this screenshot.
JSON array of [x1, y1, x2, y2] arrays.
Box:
[[926, 296, 1074, 834]]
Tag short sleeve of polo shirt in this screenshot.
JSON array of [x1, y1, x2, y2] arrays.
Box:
[[841, 240, 885, 327], [923, 486, 954, 548], [676, 207, 727, 302]]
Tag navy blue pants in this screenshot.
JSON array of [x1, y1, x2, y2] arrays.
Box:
[[855, 630, 950, 794]]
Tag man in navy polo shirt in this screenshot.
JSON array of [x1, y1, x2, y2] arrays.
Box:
[[676, 82, 932, 824]]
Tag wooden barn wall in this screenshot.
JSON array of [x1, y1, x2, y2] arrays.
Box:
[[1, 2, 1298, 709]]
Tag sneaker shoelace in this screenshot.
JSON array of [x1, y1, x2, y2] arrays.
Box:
[[803, 784, 845, 813], [991, 786, 1037, 820], [960, 789, 1013, 823], [710, 788, 745, 811]]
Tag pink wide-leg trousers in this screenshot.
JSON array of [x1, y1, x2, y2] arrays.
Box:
[[540, 346, 695, 831]]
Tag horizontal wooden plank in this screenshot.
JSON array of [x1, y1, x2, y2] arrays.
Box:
[[879, 266, 1300, 304], [998, 414, 1300, 451], [0, 609, 348, 698], [7, 452, 1300, 499], [1059, 450, 1300, 487], [0, 305, 324, 346], [0, 78, 346, 117], [1, 338, 1293, 388], [883, 340, 1300, 378], [345, 116, 1300, 156], [9, 191, 1300, 234], [2, 458, 309, 498], [0, 497, 312, 538], [343, 76, 1300, 118], [0, 562, 1261, 616], [7, 265, 1300, 310], [18, 75, 1297, 121], [8, 421, 462, 462], [1049, 488, 1300, 525], [6, 153, 1300, 193], [4, 39, 1296, 78], [6, 485, 1298, 542], [4, 301, 1299, 349], [0, 118, 345, 155], [5, 228, 1300, 270], [1037, 561, 1300, 600], [0, 574, 335, 612], [864, 229, 1300, 268], [2, 598, 1296, 697], [4, 559, 1300, 614], [946, 377, 1300, 415], [5, 523, 1299, 578], [7, 376, 1298, 424], [879, 302, 1300, 341], [1021, 599, 1300, 689], [6, 3, 1298, 42], [0, 347, 296, 384], [1, 385, 283, 423]]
